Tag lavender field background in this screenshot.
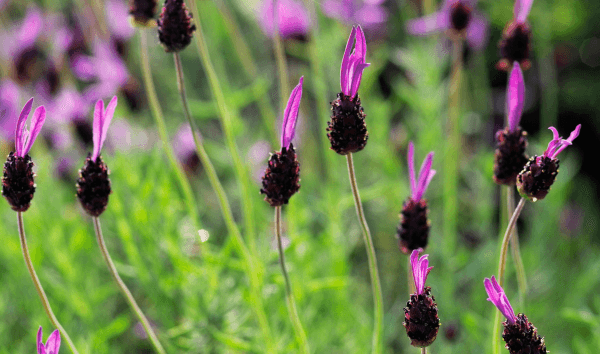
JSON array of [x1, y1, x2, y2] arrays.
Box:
[[1, 0, 599, 353]]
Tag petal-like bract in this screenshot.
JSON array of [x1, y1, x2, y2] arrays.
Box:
[[410, 249, 433, 295], [37, 327, 61, 354], [484, 276, 516, 324], [281, 77, 304, 148], [407, 142, 436, 202], [543, 125, 581, 159], [515, 0, 534, 23], [507, 62, 525, 132], [92, 96, 118, 161], [340, 26, 369, 98]]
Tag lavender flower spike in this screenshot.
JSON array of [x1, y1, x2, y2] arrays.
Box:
[[484, 276, 516, 325], [340, 25, 370, 99], [507, 62, 525, 133], [92, 96, 118, 161], [410, 248, 433, 295], [408, 142, 436, 202], [37, 327, 61, 354], [281, 77, 303, 148], [543, 124, 581, 159], [15, 98, 46, 158]]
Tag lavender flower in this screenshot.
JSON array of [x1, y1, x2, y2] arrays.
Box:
[[157, 0, 196, 52], [76, 96, 117, 217], [173, 124, 200, 174], [106, 0, 135, 42], [493, 62, 529, 185], [261, 77, 303, 207], [497, 0, 534, 71], [406, 0, 488, 51], [327, 26, 370, 155], [484, 276, 547, 353], [516, 124, 581, 201], [0, 79, 21, 141], [321, 0, 388, 31], [2, 98, 46, 212], [37, 327, 61, 354], [259, 0, 311, 40], [397, 142, 435, 254], [403, 249, 440, 347]]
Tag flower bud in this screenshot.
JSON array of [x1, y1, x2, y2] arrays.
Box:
[[157, 0, 196, 52], [76, 154, 111, 216], [327, 93, 368, 155], [260, 144, 300, 207], [2, 152, 36, 212]]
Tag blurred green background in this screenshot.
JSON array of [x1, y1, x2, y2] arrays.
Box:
[[0, 0, 599, 353]]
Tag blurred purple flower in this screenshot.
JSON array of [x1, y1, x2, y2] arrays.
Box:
[[322, 0, 388, 30], [105, 0, 135, 41], [340, 25, 370, 98], [407, 141, 435, 202], [0, 79, 21, 140], [484, 276, 516, 325], [498, 0, 534, 71], [506, 62, 525, 133], [406, 0, 488, 51], [410, 248, 433, 295], [281, 77, 303, 148], [37, 326, 61, 354], [259, 0, 311, 39], [15, 98, 46, 158], [71, 41, 129, 103], [173, 124, 200, 173]]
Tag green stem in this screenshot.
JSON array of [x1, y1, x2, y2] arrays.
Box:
[[212, 0, 278, 145], [421, 348, 427, 354], [493, 197, 526, 354], [17, 212, 80, 354], [507, 187, 527, 302], [346, 153, 383, 354], [275, 207, 310, 354], [172, 51, 273, 352], [139, 30, 200, 230], [187, 0, 257, 254], [92, 217, 166, 354]]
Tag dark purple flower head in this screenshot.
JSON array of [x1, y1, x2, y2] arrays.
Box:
[[407, 141, 436, 202], [15, 98, 46, 158], [92, 96, 118, 161], [484, 276, 516, 325], [37, 327, 61, 354], [322, 0, 388, 30], [281, 77, 303, 148], [340, 25, 370, 99], [259, 0, 311, 40], [542, 125, 581, 160], [506, 62, 525, 133], [406, 0, 488, 51], [411, 248, 433, 295], [157, 0, 196, 52]]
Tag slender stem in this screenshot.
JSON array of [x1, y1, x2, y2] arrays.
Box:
[[273, 1, 290, 114], [172, 51, 273, 352], [507, 187, 527, 301], [493, 197, 526, 354], [187, 0, 257, 254], [275, 207, 310, 354], [17, 212, 80, 354], [346, 153, 383, 354], [92, 217, 166, 354], [139, 30, 200, 230], [421, 348, 428, 354]]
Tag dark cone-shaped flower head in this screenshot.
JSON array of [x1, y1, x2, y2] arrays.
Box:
[[129, 0, 158, 27], [76, 97, 117, 216], [2, 98, 46, 212], [404, 249, 439, 347], [517, 125, 580, 202], [484, 276, 547, 354], [327, 25, 370, 155], [497, 0, 534, 71], [157, 0, 196, 52], [494, 64, 529, 185], [449, 1, 472, 32], [397, 142, 435, 254], [503, 314, 547, 354], [260, 77, 303, 207]]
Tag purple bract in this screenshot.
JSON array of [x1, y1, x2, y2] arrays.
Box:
[[506, 62, 525, 133], [259, 0, 311, 39], [340, 25, 370, 99], [37, 327, 61, 354], [407, 141, 436, 202], [484, 276, 516, 325], [542, 125, 581, 160], [15, 98, 46, 158], [410, 248, 433, 295], [92, 96, 118, 161], [281, 77, 304, 148]]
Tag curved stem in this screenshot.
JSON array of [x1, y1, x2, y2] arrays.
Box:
[[139, 30, 200, 230], [17, 212, 80, 354], [346, 153, 383, 354], [172, 51, 273, 352], [507, 187, 527, 301], [275, 207, 310, 354], [92, 217, 166, 354]]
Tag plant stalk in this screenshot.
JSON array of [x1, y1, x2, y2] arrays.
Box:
[[421, 348, 428, 354], [346, 153, 383, 354], [172, 51, 273, 352], [275, 206, 310, 354], [139, 30, 200, 230], [507, 187, 527, 301], [17, 212, 80, 354], [92, 217, 166, 354]]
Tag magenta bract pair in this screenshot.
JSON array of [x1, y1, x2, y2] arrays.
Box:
[[410, 249, 433, 295], [281, 77, 304, 148], [340, 25, 370, 99], [407, 142, 435, 202], [37, 327, 60, 354]]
